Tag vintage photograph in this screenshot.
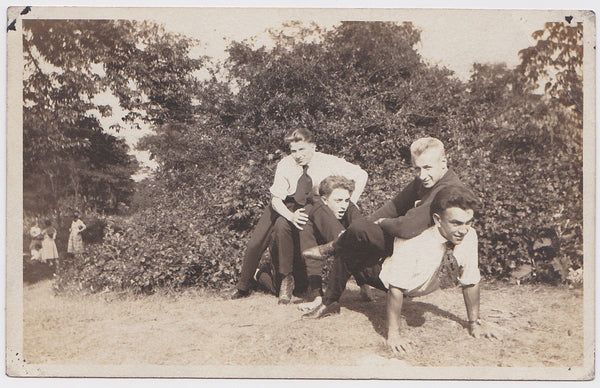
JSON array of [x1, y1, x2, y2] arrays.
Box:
[[5, 6, 595, 380]]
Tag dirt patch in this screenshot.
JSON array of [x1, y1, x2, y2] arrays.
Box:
[[23, 280, 583, 368]]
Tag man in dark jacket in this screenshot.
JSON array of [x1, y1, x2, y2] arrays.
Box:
[[302, 137, 471, 318]]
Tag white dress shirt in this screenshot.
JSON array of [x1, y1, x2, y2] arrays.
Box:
[[379, 226, 480, 297], [269, 152, 368, 204]]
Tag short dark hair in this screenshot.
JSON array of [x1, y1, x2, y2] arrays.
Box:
[[430, 186, 479, 219], [318, 176, 355, 198], [284, 128, 314, 144], [44, 219, 52, 227]]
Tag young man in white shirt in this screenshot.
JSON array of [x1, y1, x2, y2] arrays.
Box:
[[232, 128, 368, 303], [303, 185, 498, 350]]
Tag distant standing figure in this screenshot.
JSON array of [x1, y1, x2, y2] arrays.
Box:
[[67, 211, 86, 255], [41, 219, 59, 265], [29, 219, 43, 260]]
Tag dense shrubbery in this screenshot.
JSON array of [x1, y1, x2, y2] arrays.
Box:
[[45, 21, 583, 293]]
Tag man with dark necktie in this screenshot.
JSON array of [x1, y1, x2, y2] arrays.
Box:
[[231, 128, 368, 304], [379, 185, 493, 353]]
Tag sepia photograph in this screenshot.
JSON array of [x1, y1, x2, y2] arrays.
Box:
[[5, 4, 596, 381]]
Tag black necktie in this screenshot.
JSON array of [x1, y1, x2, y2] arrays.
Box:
[[438, 241, 462, 289], [294, 165, 312, 206]]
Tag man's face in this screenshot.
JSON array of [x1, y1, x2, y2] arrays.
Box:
[[412, 148, 447, 189], [433, 207, 474, 245], [289, 140, 316, 166], [322, 188, 351, 220]]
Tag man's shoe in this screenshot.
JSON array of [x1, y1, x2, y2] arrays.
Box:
[[231, 289, 250, 299], [301, 301, 341, 319], [302, 241, 336, 261], [255, 269, 277, 294], [297, 295, 323, 312], [278, 274, 294, 305]]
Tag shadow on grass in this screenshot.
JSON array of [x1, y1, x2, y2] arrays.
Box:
[[342, 289, 468, 338], [23, 256, 56, 284]]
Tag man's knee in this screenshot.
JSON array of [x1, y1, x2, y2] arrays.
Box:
[[339, 219, 386, 258], [273, 216, 292, 238], [344, 218, 382, 243]]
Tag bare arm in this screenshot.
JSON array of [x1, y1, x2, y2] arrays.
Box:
[[271, 196, 308, 230], [462, 282, 480, 323], [386, 286, 412, 354], [462, 283, 485, 338]]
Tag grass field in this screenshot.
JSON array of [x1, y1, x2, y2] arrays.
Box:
[[22, 277, 584, 372]]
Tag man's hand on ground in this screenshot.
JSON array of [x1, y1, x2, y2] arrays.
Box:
[[290, 209, 309, 230], [386, 333, 413, 356], [469, 319, 502, 341]]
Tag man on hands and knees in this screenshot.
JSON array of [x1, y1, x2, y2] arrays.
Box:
[[380, 186, 498, 355], [304, 186, 499, 346], [232, 128, 368, 304]]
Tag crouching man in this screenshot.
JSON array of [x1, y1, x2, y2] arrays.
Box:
[[303, 185, 499, 350]]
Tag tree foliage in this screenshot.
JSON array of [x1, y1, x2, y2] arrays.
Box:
[[517, 22, 583, 151], [23, 20, 205, 214], [518, 22, 583, 113]]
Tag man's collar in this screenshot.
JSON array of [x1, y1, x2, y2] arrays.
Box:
[[420, 168, 456, 190], [437, 168, 454, 184], [296, 151, 322, 168]]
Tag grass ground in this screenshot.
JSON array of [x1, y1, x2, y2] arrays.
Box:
[[23, 278, 583, 370]]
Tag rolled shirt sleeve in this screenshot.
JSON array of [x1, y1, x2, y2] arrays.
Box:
[[379, 237, 417, 290], [269, 158, 294, 200]]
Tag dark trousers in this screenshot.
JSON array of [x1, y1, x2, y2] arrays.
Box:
[[237, 196, 315, 292], [301, 212, 346, 278], [302, 203, 365, 290], [323, 218, 392, 305], [322, 255, 387, 305], [269, 216, 309, 294], [237, 200, 299, 291]]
